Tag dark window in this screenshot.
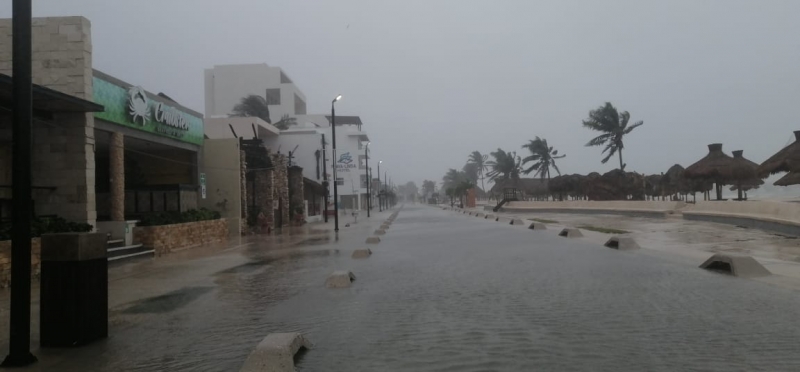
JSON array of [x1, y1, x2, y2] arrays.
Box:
[[294, 94, 306, 114], [336, 178, 344, 186], [359, 155, 366, 169], [360, 175, 368, 188], [266, 89, 281, 105]]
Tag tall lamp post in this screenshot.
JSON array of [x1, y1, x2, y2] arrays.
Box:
[[364, 142, 370, 217], [384, 170, 388, 209], [331, 94, 342, 232], [377, 161, 382, 211]]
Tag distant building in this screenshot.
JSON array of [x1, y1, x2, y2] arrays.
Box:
[[204, 63, 307, 123]]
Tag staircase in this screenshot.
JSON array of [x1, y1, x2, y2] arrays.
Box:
[[493, 188, 520, 212], [107, 238, 154, 262]]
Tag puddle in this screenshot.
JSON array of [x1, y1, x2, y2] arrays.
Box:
[[123, 286, 214, 314]]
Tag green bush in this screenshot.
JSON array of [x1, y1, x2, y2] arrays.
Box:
[[137, 208, 221, 227], [0, 216, 93, 241]]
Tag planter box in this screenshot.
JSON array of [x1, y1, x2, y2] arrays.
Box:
[[0, 238, 42, 288], [133, 218, 227, 255]]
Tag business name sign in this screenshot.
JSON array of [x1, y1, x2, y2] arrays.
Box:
[[93, 76, 203, 145], [336, 152, 357, 172]]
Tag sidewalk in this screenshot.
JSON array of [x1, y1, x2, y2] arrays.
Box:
[[0, 207, 398, 371]]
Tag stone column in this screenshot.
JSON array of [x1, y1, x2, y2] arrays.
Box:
[[288, 166, 305, 225], [109, 132, 124, 221]]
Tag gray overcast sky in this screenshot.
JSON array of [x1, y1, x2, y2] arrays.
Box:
[[3, 1, 800, 189]]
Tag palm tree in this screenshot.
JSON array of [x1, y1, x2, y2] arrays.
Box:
[[467, 151, 489, 195], [445, 187, 455, 207], [422, 180, 436, 199], [442, 168, 466, 191], [485, 149, 522, 182], [230, 94, 271, 123], [454, 179, 475, 208], [273, 114, 297, 130], [462, 162, 480, 184], [582, 102, 643, 170], [521, 137, 566, 180]]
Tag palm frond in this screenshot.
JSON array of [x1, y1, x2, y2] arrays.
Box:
[[623, 120, 643, 134]]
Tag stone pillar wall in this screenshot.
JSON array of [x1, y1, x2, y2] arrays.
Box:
[[264, 170, 274, 228], [288, 166, 305, 225], [109, 132, 124, 221], [239, 149, 247, 235], [0, 17, 95, 225], [271, 154, 289, 228], [253, 170, 270, 232]]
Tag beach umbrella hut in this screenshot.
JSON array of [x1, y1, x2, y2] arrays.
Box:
[[773, 171, 800, 187], [728, 150, 760, 200], [684, 144, 737, 200], [757, 131, 800, 178]]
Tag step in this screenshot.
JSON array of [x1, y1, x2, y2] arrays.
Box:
[[107, 239, 125, 248], [107, 244, 154, 262]]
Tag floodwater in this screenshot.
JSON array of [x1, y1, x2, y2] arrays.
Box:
[[9, 206, 800, 371]]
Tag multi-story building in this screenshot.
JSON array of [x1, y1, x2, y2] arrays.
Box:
[[204, 63, 307, 122]]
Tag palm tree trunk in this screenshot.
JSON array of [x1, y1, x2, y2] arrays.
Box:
[[618, 148, 624, 170], [480, 175, 485, 201]]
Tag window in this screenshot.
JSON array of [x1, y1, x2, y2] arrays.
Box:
[[266, 89, 280, 105], [358, 142, 363, 150], [294, 94, 306, 114], [336, 178, 344, 186], [360, 175, 368, 188]]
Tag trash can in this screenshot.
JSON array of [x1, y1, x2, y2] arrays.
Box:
[[40, 232, 108, 347]]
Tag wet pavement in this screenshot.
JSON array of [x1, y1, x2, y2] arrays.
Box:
[[3, 205, 800, 371]]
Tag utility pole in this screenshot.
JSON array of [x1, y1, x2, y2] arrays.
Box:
[[331, 95, 342, 232], [3, 0, 37, 366], [321, 134, 328, 223], [364, 142, 370, 217]]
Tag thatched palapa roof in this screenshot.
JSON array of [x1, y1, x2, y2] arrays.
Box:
[[774, 171, 800, 186], [684, 144, 737, 182], [729, 150, 759, 184], [757, 131, 800, 178]]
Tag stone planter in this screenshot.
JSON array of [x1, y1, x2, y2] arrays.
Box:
[[133, 218, 227, 256], [0, 238, 42, 288]]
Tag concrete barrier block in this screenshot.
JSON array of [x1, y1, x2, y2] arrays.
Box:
[[510, 218, 525, 225], [240, 332, 311, 372], [380, 224, 390, 230], [366, 237, 381, 244], [325, 270, 356, 288], [604, 236, 640, 251], [485, 214, 494, 220], [699, 253, 771, 278], [476, 213, 484, 217], [558, 228, 583, 238], [351, 249, 372, 259], [528, 222, 547, 230], [374, 229, 386, 235]]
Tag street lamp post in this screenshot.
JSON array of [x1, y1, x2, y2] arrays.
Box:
[[384, 171, 388, 209], [331, 94, 342, 232], [377, 161, 382, 212], [364, 142, 370, 218]]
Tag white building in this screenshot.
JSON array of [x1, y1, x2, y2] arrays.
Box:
[[204, 63, 307, 123]]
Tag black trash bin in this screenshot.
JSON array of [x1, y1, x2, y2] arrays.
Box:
[[40, 232, 108, 347]]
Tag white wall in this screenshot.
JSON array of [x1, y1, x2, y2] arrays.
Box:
[[263, 129, 325, 183], [199, 138, 242, 237], [204, 64, 307, 123], [330, 127, 370, 199]]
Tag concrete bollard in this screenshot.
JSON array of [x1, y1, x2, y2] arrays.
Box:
[[558, 228, 583, 238], [699, 253, 771, 278], [485, 214, 494, 220], [325, 270, 356, 288], [351, 249, 372, 259], [476, 213, 484, 217], [510, 218, 525, 225], [374, 229, 386, 235], [380, 224, 390, 230], [366, 237, 381, 244], [240, 332, 312, 372], [604, 236, 640, 251], [528, 222, 547, 230]]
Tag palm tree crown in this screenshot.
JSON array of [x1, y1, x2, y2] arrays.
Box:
[[582, 102, 643, 170], [467, 151, 489, 194], [485, 148, 522, 182], [521, 137, 565, 180], [230, 94, 271, 123]]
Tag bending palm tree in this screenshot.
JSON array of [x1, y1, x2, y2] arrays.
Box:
[[582, 102, 643, 170], [442, 168, 466, 191], [467, 151, 489, 196], [485, 149, 522, 182], [521, 137, 565, 180], [230, 94, 271, 123]]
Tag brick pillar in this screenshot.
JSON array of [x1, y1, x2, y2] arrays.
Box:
[[109, 132, 124, 221], [288, 166, 305, 225], [270, 154, 289, 228]]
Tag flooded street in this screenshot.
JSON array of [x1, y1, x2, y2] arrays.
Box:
[[6, 206, 800, 371]]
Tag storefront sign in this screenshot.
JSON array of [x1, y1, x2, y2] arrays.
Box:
[[336, 152, 357, 172], [92, 76, 204, 145]]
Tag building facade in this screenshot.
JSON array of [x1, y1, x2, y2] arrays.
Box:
[[204, 64, 307, 123]]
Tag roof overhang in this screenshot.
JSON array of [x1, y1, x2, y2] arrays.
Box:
[[0, 74, 104, 113], [204, 116, 280, 140]]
